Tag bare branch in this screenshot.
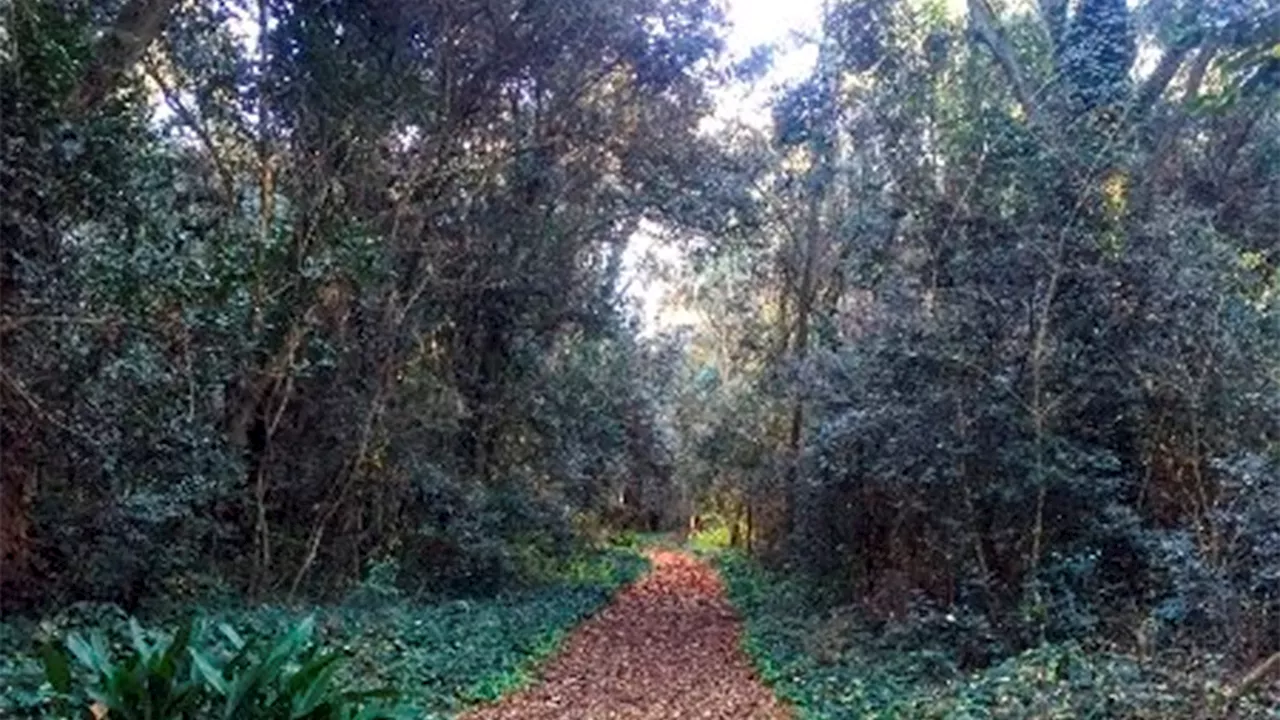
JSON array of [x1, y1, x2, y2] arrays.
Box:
[[1227, 651, 1280, 706], [0, 365, 104, 458]]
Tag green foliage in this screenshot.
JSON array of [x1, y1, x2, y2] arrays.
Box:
[[2, 548, 646, 719], [3, 0, 713, 610], [1061, 0, 1135, 109], [41, 620, 204, 720], [717, 552, 1260, 719], [688, 524, 733, 554], [330, 548, 647, 714], [672, 0, 1280, 693], [717, 551, 927, 717], [33, 617, 407, 720], [4, 0, 1280, 711], [345, 559, 404, 608]]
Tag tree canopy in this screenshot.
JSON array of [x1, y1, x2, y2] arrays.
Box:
[[3, 0, 1280, 710]]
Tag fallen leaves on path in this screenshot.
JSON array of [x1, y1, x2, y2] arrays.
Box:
[[463, 549, 790, 720]]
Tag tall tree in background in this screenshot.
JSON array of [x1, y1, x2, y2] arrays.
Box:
[[1, 0, 725, 607], [675, 0, 1280, 656]]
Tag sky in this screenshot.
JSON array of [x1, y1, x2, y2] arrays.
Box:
[[704, 0, 825, 132], [622, 0, 826, 334]]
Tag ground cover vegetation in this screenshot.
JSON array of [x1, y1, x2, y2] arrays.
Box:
[[0, 550, 646, 718], [716, 549, 1279, 718], [3, 0, 1280, 716]]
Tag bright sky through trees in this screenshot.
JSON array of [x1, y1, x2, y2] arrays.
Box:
[[623, 0, 825, 333]]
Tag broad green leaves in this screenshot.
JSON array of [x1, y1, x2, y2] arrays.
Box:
[[38, 617, 408, 720]]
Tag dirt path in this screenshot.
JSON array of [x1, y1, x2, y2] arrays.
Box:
[[463, 549, 790, 720]]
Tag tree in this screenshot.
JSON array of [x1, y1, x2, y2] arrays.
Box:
[[1, 0, 727, 608], [673, 0, 1280, 658]]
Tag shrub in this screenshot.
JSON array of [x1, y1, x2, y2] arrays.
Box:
[[716, 551, 1266, 719], [38, 618, 408, 720]]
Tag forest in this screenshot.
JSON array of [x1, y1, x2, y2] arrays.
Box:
[[2, 0, 1280, 717]]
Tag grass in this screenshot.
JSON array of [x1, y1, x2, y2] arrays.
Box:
[[713, 550, 1274, 720], [0, 547, 648, 719]]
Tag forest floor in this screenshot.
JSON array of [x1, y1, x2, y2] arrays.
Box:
[[463, 548, 790, 720]]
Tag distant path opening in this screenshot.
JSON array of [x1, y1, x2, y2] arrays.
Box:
[[463, 549, 790, 719]]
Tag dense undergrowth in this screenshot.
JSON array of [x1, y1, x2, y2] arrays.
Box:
[[0, 548, 647, 719], [715, 551, 1279, 720]]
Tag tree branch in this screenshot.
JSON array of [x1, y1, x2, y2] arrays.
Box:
[[1130, 43, 1215, 218], [143, 59, 239, 204], [1133, 0, 1209, 119], [0, 365, 104, 458], [1153, 43, 1215, 155], [968, 0, 1039, 125], [69, 0, 179, 114], [1227, 651, 1280, 705], [1133, 46, 1192, 120]]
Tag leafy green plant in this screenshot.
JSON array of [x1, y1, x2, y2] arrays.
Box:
[[4, 546, 646, 717], [40, 618, 204, 720], [38, 618, 407, 720], [608, 530, 641, 549], [688, 525, 731, 554], [346, 558, 404, 607], [349, 547, 647, 714], [193, 617, 406, 720]]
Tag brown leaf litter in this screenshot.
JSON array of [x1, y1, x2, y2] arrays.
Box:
[[462, 549, 790, 720]]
